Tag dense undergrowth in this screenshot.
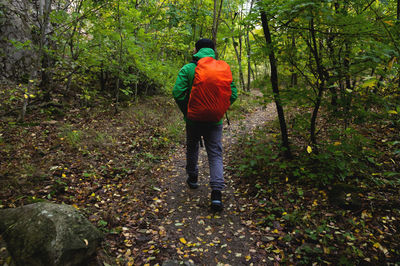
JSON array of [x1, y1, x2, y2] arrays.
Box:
[[227, 88, 400, 264]]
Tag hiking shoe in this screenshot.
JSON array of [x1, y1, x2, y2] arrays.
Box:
[[186, 174, 199, 189], [211, 190, 223, 211]]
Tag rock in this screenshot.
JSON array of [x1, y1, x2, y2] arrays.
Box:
[[0, 202, 103, 266]]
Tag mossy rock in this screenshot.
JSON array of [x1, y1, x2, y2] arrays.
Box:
[[0, 202, 103, 266]]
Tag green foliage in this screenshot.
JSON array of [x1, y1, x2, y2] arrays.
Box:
[[59, 125, 84, 149], [302, 128, 377, 184], [233, 123, 384, 186]]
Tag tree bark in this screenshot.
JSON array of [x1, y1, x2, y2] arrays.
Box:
[[115, 0, 123, 114], [309, 18, 325, 146], [38, 0, 53, 101], [212, 0, 224, 58], [246, 30, 251, 91], [230, 9, 245, 90], [260, 10, 292, 159], [397, 0, 400, 20], [290, 35, 298, 87], [245, 0, 254, 91], [398, 0, 400, 89]]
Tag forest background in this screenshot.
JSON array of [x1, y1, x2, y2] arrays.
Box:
[[1, 0, 400, 264]]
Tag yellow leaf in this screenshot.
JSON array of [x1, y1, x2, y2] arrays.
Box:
[[272, 248, 281, 254], [334, 141, 341, 146], [179, 238, 187, 244], [72, 204, 79, 210], [245, 255, 251, 261], [307, 146, 312, 153], [90, 192, 95, 197], [361, 79, 377, 88], [24, 94, 28, 99], [388, 110, 398, 115], [388, 57, 397, 69], [62, 173, 66, 178], [323, 246, 330, 254], [293, 18, 300, 22], [373, 242, 380, 249], [384, 20, 394, 26]]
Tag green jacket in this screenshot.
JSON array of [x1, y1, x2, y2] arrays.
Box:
[[172, 48, 238, 125]]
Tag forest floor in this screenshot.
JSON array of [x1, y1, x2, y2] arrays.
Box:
[[150, 99, 277, 265], [0, 91, 278, 265], [1, 90, 399, 265]]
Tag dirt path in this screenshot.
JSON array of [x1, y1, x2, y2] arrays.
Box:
[[152, 102, 277, 265]]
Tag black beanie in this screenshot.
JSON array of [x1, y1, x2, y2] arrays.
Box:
[[195, 38, 215, 51]]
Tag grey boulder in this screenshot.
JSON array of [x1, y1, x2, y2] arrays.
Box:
[[0, 202, 103, 266]]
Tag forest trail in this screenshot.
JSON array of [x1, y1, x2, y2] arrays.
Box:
[[152, 99, 277, 265]]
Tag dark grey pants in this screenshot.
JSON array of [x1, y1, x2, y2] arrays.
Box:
[[186, 123, 224, 191]]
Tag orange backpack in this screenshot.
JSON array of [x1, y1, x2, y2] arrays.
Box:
[[187, 57, 233, 122]]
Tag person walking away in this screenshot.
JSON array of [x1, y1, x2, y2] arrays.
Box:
[[172, 38, 238, 211]]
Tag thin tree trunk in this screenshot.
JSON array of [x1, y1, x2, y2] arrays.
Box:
[[398, 0, 400, 20], [246, 30, 251, 91], [115, 0, 123, 114], [20, 90, 29, 122], [310, 85, 323, 146], [38, 0, 53, 101], [232, 34, 245, 89], [290, 35, 298, 87], [309, 18, 325, 146], [253, 62, 258, 80], [134, 82, 138, 102], [260, 10, 291, 159], [245, 0, 254, 91], [398, 0, 400, 89], [343, 41, 352, 128], [327, 36, 337, 109], [212, 0, 224, 58]]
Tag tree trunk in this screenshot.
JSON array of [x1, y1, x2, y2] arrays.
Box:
[[253, 62, 258, 81], [309, 18, 325, 146], [115, 0, 123, 114], [343, 41, 352, 128], [260, 10, 292, 159], [398, 0, 400, 89], [327, 35, 338, 110], [38, 0, 53, 101], [290, 35, 298, 87], [398, 0, 400, 20], [245, 0, 254, 91], [212, 0, 224, 58], [232, 34, 245, 90], [246, 30, 251, 91]]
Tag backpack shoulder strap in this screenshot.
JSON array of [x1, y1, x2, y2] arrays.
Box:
[[190, 56, 198, 65]]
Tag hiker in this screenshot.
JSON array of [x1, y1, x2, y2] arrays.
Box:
[[172, 38, 238, 211]]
